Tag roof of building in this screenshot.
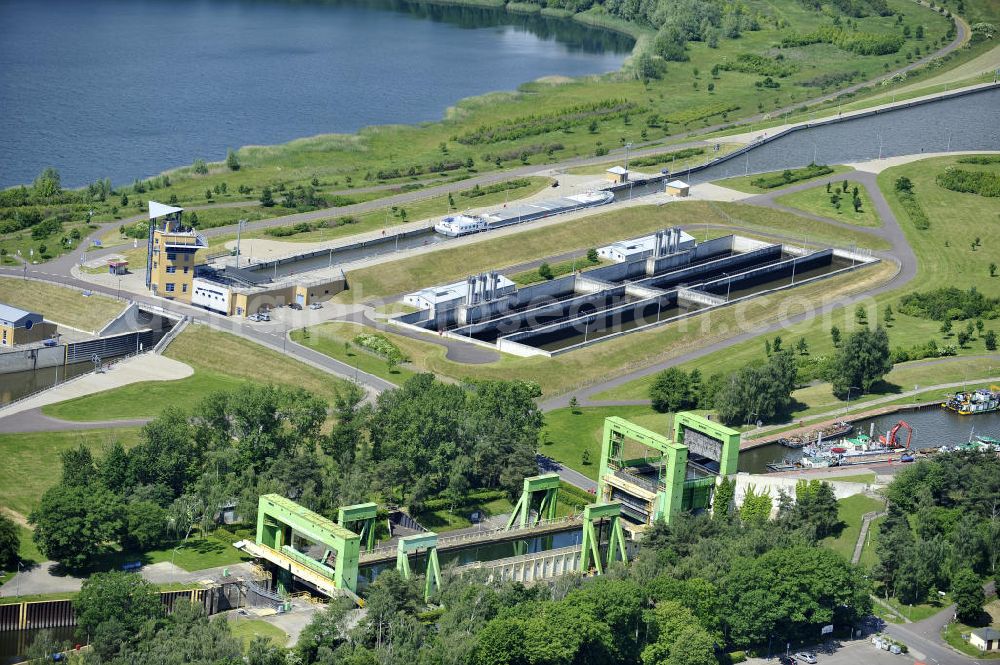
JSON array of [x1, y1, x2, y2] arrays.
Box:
[[600, 230, 696, 257], [407, 275, 515, 306], [148, 200, 184, 220], [0, 303, 43, 327], [972, 628, 1000, 641], [606, 166, 628, 175], [667, 180, 690, 188]]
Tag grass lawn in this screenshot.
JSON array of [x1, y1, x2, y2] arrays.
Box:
[[0, 275, 123, 332], [17, 525, 44, 566], [714, 165, 853, 194], [0, 221, 97, 266], [883, 593, 950, 622], [942, 597, 1000, 660], [142, 533, 251, 572], [541, 405, 672, 480], [775, 179, 881, 227], [0, 428, 142, 517], [819, 494, 885, 561], [510, 254, 606, 286], [42, 324, 351, 421], [230, 619, 289, 650], [290, 322, 418, 385]]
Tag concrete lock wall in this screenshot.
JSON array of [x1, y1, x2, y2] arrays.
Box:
[[731, 473, 869, 518], [0, 344, 65, 373]]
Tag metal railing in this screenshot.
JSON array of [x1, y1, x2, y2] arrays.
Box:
[[360, 513, 584, 561]]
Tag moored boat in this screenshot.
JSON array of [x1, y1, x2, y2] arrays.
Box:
[[942, 386, 1000, 415]]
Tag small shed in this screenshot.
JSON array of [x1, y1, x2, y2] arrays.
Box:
[[605, 166, 629, 184], [665, 180, 690, 197], [108, 260, 129, 276], [0, 302, 49, 347], [970, 628, 1000, 652]]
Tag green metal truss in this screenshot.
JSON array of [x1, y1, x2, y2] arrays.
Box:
[[506, 473, 561, 530], [672, 412, 741, 476], [396, 532, 442, 601], [338, 503, 378, 552], [256, 494, 361, 592], [580, 503, 627, 575]]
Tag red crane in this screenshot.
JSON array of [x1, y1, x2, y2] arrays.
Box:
[[883, 420, 913, 449]]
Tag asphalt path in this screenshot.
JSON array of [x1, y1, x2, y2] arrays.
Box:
[[536, 453, 597, 493]]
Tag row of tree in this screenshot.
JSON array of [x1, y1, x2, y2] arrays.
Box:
[[27, 375, 543, 570], [648, 326, 894, 424]]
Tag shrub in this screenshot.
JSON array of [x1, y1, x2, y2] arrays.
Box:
[[750, 164, 833, 189], [935, 168, 1000, 197], [352, 333, 407, 363], [898, 287, 1000, 321]]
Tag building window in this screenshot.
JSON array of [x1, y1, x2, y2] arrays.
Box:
[[183, 267, 189, 274], [165, 283, 175, 292], [165, 266, 176, 274], [153, 261, 158, 269], [182, 284, 188, 293], [167, 253, 177, 260]]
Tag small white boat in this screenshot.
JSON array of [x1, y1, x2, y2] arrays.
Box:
[[434, 214, 488, 237]]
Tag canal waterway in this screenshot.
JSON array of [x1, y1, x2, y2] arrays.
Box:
[[0, 362, 95, 407], [739, 404, 1000, 473], [0, 0, 632, 189]]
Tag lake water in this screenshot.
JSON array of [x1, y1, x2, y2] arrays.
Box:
[[0, 0, 632, 189]]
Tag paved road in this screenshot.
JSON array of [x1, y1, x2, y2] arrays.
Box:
[[0, 407, 151, 434], [538, 167, 917, 411], [883, 581, 997, 665], [536, 453, 597, 493]]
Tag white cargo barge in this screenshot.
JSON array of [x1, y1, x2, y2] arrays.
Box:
[[434, 190, 614, 237]]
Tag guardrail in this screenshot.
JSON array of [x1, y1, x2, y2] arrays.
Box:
[[360, 513, 584, 561], [153, 315, 189, 354]]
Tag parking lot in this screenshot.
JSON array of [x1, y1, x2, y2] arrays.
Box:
[[745, 639, 927, 665]]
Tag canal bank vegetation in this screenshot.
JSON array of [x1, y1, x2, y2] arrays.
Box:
[[714, 164, 853, 193]]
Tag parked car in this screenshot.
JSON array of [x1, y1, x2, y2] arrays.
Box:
[[258, 312, 270, 321], [794, 653, 817, 664], [778, 657, 795, 665], [289, 302, 303, 310], [309, 302, 322, 310], [247, 313, 260, 322]]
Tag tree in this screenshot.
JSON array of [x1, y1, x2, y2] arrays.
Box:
[[941, 318, 952, 335], [569, 396, 579, 412], [0, 513, 19, 570], [916, 24, 924, 38], [74, 571, 163, 658], [587, 248, 599, 263], [33, 167, 61, 198], [985, 330, 997, 351], [193, 159, 208, 174], [831, 326, 893, 398], [884, 304, 894, 325], [796, 338, 809, 355], [260, 187, 274, 207], [855, 305, 868, 325], [649, 368, 694, 413], [30, 483, 123, 569], [713, 477, 734, 519], [975, 319, 984, 335], [830, 325, 841, 347], [226, 150, 240, 171], [957, 329, 971, 347], [772, 335, 782, 353], [121, 501, 169, 551], [990, 262, 997, 277], [951, 567, 985, 624], [538, 262, 554, 280]]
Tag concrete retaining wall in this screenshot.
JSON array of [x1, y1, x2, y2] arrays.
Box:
[[0, 345, 65, 374]]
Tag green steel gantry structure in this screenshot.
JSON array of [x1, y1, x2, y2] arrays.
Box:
[[255, 494, 361, 593], [597, 413, 740, 525], [506, 473, 560, 530], [338, 502, 378, 553], [396, 533, 442, 601], [580, 503, 627, 575]]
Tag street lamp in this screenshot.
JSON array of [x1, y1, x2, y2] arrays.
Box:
[[624, 142, 633, 174], [723, 272, 732, 301], [845, 386, 861, 414]]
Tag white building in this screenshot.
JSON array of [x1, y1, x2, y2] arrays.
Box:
[[598, 228, 695, 263], [970, 628, 1000, 652], [191, 278, 232, 314], [404, 274, 516, 314]]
